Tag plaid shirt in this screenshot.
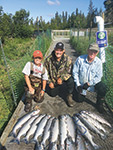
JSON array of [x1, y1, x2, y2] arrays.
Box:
[[44, 51, 73, 85]]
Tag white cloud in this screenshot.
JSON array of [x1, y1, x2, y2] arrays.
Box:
[[56, 0, 60, 5], [47, 0, 55, 5], [47, 0, 60, 6]]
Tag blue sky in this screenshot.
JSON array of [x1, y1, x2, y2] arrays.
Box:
[[0, 0, 105, 22]]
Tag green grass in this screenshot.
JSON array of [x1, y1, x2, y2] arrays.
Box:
[[1, 37, 35, 61], [70, 36, 96, 55]]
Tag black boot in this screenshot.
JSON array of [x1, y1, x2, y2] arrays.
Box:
[[96, 97, 105, 113], [77, 93, 85, 103], [67, 94, 75, 107], [24, 92, 32, 112], [34, 94, 44, 103], [24, 101, 32, 112]]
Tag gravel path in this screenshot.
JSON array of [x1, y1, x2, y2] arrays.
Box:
[[5, 38, 113, 150]]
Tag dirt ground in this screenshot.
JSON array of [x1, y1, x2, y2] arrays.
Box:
[[5, 38, 113, 150]]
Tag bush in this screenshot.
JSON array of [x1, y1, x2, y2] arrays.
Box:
[[108, 32, 113, 46], [70, 36, 96, 55]]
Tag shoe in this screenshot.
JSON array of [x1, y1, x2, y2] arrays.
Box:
[[96, 104, 105, 113], [67, 94, 74, 107], [24, 102, 32, 112]]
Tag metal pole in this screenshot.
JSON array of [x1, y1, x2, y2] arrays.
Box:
[[89, 21, 92, 41], [0, 39, 17, 106], [94, 16, 105, 63]]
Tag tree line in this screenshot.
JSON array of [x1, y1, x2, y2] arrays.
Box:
[[0, 0, 112, 40]]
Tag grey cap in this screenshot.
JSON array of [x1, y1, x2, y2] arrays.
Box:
[[88, 43, 99, 51]]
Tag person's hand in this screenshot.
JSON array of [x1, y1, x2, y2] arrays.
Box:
[[77, 86, 82, 93], [83, 83, 89, 90], [49, 82, 54, 89], [40, 90, 45, 97], [29, 87, 35, 94], [57, 78, 62, 85]]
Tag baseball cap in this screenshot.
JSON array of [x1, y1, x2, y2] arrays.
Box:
[[88, 43, 99, 51], [54, 42, 64, 50], [33, 50, 43, 58]]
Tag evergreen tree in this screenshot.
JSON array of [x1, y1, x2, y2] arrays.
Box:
[[1, 13, 13, 37], [104, 0, 113, 24], [87, 0, 96, 28], [12, 9, 33, 37]]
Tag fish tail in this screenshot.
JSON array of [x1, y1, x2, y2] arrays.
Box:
[[34, 142, 42, 150], [111, 126, 113, 131], [101, 134, 106, 140], [29, 138, 38, 143], [93, 144, 100, 150], [9, 131, 16, 137], [10, 138, 20, 145], [44, 143, 50, 150], [9, 131, 13, 136], [40, 142, 45, 148], [21, 137, 29, 144]]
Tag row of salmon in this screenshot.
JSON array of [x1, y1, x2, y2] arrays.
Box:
[[10, 109, 112, 150]]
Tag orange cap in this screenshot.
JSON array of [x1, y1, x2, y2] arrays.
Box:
[[33, 50, 43, 58]]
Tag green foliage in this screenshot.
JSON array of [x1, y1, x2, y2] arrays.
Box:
[[70, 36, 96, 55], [104, 0, 113, 24], [1, 38, 35, 60], [0, 8, 34, 39], [108, 31, 113, 46], [103, 46, 113, 108], [0, 0, 113, 36], [0, 5, 103, 36]]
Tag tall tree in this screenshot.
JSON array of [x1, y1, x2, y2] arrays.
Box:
[[12, 9, 33, 37], [0, 6, 3, 16], [87, 0, 96, 28], [104, 0, 113, 24], [0, 6, 3, 37], [1, 13, 13, 37], [62, 11, 68, 29]]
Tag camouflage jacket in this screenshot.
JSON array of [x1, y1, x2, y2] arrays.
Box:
[[44, 51, 73, 85]]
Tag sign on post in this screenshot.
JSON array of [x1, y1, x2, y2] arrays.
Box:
[[96, 31, 108, 48]]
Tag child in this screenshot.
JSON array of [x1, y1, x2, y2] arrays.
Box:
[[22, 50, 48, 112]]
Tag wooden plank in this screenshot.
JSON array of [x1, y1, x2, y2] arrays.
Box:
[[0, 100, 24, 146]]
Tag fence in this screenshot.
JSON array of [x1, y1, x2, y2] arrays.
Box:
[[51, 30, 70, 39], [103, 45, 113, 109], [0, 30, 51, 135]]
